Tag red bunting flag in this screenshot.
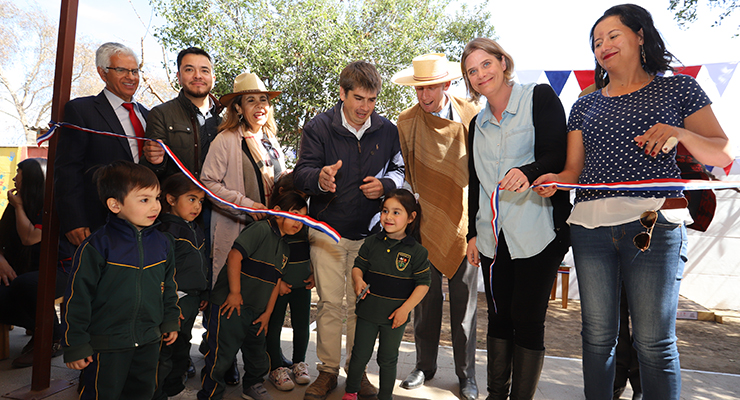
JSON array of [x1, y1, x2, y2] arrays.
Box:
[[574, 70, 595, 90], [675, 65, 702, 78]]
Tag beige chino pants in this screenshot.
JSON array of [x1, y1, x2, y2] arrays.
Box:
[[309, 228, 363, 375]]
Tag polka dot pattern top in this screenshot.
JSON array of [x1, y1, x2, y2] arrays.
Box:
[[567, 75, 710, 203]]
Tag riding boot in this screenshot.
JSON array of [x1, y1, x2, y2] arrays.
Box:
[[486, 337, 513, 400], [509, 345, 545, 400]]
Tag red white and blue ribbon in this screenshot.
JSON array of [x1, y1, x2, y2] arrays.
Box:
[[485, 177, 740, 311], [40, 121, 342, 243], [486, 186, 500, 314], [534, 178, 740, 192]]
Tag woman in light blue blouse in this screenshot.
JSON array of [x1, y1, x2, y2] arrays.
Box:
[[535, 4, 732, 399], [462, 38, 571, 400]]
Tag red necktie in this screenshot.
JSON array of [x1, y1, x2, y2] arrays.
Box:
[[122, 102, 145, 159]]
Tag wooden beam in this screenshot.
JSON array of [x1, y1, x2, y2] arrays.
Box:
[[30, 0, 78, 392], [676, 310, 720, 323]]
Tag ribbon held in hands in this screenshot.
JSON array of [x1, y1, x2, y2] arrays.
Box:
[[482, 177, 740, 308], [40, 121, 342, 243]]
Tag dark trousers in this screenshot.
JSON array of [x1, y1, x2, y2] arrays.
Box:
[[412, 258, 478, 380], [346, 317, 407, 400], [153, 294, 201, 399], [266, 286, 311, 370], [79, 341, 160, 400], [0, 270, 66, 339], [198, 305, 269, 400], [480, 232, 560, 350]]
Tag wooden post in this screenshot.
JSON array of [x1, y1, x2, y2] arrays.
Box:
[[31, 0, 78, 392]]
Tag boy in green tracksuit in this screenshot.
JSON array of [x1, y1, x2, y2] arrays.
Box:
[[62, 161, 180, 400], [198, 192, 308, 400], [265, 224, 315, 390]]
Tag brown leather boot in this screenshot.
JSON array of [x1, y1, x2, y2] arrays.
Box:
[[304, 371, 338, 400], [358, 372, 378, 399]]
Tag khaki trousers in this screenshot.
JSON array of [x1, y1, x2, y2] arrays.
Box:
[[309, 229, 363, 374]]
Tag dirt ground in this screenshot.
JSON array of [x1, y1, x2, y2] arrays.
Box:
[[410, 292, 740, 375], [300, 291, 740, 375]]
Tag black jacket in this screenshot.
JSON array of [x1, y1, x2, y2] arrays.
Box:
[[157, 213, 209, 298], [294, 101, 405, 240], [141, 90, 222, 180], [55, 91, 149, 234]]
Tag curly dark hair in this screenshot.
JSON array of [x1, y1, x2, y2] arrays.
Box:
[[590, 4, 678, 88]]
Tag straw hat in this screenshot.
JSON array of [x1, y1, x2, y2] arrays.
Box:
[[391, 53, 462, 86], [219, 72, 281, 106]]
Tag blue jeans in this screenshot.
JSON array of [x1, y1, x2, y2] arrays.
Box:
[[571, 212, 687, 400]]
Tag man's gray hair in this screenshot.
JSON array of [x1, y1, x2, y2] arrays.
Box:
[[95, 42, 138, 69]]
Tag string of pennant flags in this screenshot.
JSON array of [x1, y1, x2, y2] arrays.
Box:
[[515, 61, 739, 97]]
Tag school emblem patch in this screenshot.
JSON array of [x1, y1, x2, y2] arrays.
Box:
[[281, 254, 288, 270], [396, 252, 411, 271]]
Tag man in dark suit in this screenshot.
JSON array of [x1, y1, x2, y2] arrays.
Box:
[[55, 42, 148, 246]]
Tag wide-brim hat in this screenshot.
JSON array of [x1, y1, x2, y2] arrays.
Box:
[[219, 72, 281, 106], [391, 53, 462, 86]]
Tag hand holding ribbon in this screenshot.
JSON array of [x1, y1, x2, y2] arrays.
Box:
[[40, 121, 342, 243]]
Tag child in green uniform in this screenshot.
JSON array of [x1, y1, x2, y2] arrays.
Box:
[[266, 173, 315, 391], [153, 173, 209, 399], [198, 191, 308, 400], [343, 189, 431, 400], [62, 161, 180, 400]]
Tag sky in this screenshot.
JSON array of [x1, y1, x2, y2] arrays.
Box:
[[488, 0, 739, 71], [2, 0, 739, 149]]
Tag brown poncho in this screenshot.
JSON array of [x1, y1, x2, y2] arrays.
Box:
[[397, 95, 480, 279]]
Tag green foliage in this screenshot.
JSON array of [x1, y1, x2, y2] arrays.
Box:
[[151, 0, 493, 152], [669, 0, 738, 31]]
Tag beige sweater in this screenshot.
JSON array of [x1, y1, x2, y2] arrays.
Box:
[[201, 127, 268, 286], [397, 95, 479, 278]]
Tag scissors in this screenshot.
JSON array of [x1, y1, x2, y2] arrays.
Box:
[[356, 284, 370, 304]]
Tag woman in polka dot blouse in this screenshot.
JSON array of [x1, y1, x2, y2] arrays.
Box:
[[534, 4, 733, 400]]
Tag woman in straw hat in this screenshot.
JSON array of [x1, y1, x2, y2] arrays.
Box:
[[462, 38, 572, 399], [201, 72, 286, 287]]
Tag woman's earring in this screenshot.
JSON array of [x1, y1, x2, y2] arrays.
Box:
[[640, 45, 646, 65], [238, 114, 245, 123]]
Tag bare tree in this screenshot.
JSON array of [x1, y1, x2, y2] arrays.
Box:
[[0, 1, 100, 145], [135, 38, 179, 109]]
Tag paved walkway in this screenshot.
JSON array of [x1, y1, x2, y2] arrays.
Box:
[[2, 324, 739, 399]]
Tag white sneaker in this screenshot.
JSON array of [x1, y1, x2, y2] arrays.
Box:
[[292, 361, 311, 385], [268, 367, 295, 391]]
